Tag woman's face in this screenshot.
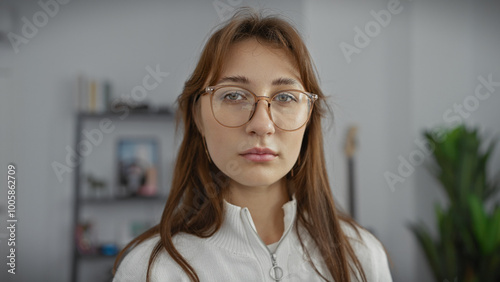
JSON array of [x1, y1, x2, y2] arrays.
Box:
[[197, 38, 307, 189]]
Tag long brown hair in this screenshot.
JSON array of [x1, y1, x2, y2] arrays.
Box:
[[113, 7, 368, 282]]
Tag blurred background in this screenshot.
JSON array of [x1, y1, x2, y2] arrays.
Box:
[[0, 0, 499, 281]]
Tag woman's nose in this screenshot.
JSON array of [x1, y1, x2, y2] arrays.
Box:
[[245, 99, 275, 135]]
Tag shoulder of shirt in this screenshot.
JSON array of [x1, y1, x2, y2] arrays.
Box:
[[338, 220, 393, 281], [112, 234, 190, 282], [339, 219, 379, 247]]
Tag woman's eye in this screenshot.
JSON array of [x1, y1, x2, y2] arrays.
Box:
[[274, 93, 296, 102], [223, 92, 245, 100]]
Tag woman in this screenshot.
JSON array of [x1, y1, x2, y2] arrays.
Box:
[[113, 7, 392, 282]]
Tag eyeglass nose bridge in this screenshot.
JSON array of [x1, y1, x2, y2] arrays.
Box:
[[249, 95, 273, 120]]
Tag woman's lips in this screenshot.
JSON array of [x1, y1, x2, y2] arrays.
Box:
[[240, 153, 277, 162], [239, 147, 278, 162]]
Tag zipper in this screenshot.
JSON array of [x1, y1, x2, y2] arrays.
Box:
[[270, 253, 283, 281], [243, 205, 296, 281]]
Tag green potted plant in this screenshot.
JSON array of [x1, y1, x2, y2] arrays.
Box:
[[408, 124, 500, 282]]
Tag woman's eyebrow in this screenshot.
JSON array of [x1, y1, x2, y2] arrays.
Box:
[[271, 77, 301, 87], [217, 75, 301, 87], [217, 75, 249, 84]]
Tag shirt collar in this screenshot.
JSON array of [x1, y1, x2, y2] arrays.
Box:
[[206, 193, 297, 254]]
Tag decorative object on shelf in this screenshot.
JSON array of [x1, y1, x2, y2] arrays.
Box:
[[156, 105, 174, 115], [110, 100, 151, 113], [344, 125, 358, 220], [130, 220, 155, 238], [76, 74, 114, 113], [116, 137, 159, 197], [75, 221, 97, 255], [75, 73, 177, 115], [103, 80, 112, 112], [99, 243, 119, 256], [408, 124, 500, 282], [85, 173, 108, 199]]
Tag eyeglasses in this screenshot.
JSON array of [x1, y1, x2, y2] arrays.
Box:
[[200, 85, 318, 131]]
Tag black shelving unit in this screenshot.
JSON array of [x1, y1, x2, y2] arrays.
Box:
[[71, 109, 175, 282]]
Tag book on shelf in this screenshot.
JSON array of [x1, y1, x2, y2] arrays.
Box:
[[76, 74, 112, 114]]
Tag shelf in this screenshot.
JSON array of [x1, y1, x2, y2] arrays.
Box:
[[81, 195, 168, 204], [77, 253, 117, 260], [77, 109, 174, 119], [72, 106, 175, 282]]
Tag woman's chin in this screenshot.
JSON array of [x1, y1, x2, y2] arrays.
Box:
[[216, 159, 290, 186], [228, 175, 285, 189]]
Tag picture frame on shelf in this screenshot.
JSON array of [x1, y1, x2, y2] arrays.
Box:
[[116, 137, 160, 198], [75, 221, 97, 255]]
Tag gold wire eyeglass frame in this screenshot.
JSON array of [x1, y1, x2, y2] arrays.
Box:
[[199, 85, 319, 132]]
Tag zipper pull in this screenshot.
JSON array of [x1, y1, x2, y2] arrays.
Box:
[[269, 253, 283, 281]]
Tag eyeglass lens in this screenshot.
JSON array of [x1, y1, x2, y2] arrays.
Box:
[[210, 86, 312, 130]]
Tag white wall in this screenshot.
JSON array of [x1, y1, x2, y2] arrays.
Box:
[[305, 0, 500, 281], [0, 0, 499, 282]]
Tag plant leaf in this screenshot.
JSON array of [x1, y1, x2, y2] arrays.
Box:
[[484, 208, 500, 254], [408, 222, 444, 280], [468, 194, 487, 254]]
